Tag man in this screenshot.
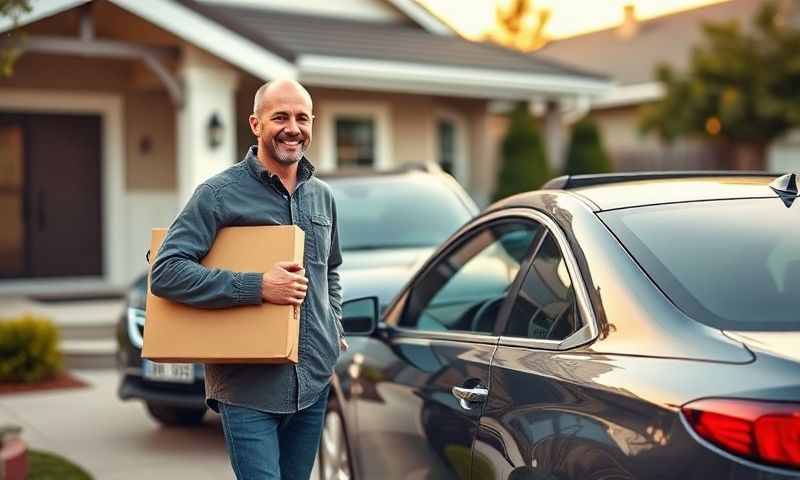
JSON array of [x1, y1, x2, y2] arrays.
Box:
[[150, 79, 347, 480]]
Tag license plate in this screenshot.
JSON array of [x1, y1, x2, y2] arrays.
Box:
[[143, 360, 194, 383]]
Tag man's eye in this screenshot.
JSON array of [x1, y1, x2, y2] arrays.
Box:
[[273, 115, 287, 122]]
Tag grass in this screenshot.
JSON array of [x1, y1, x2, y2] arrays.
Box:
[[27, 449, 93, 480]]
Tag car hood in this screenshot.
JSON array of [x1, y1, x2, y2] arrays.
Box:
[[725, 330, 800, 364], [339, 247, 435, 307]]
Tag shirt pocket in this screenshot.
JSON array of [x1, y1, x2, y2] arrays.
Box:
[[310, 213, 332, 263]]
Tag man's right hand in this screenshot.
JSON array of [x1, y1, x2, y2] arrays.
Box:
[[262, 262, 308, 305]]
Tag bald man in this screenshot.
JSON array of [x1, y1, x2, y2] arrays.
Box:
[[151, 79, 346, 479]]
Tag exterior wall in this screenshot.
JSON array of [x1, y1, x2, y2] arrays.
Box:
[[199, 0, 407, 22], [588, 106, 724, 171]]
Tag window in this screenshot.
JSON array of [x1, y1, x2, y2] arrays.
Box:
[[401, 220, 540, 335], [437, 119, 455, 176], [504, 233, 581, 341], [600, 198, 800, 331], [336, 117, 375, 168]]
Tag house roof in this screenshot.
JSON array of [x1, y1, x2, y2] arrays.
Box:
[[181, 0, 606, 79], [538, 0, 764, 87], [6, 0, 611, 100]]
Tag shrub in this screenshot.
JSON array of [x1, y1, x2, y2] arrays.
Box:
[[564, 118, 612, 175], [0, 315, 63, 383], [493, 102, 552, 201]]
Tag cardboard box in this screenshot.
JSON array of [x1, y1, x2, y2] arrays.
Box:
[[142, 226, 304, 364]]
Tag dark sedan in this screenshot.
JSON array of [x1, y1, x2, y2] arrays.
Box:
[[116, 165, 477, 426], [323, 172, 800, 480]]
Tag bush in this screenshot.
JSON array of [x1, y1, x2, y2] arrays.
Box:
[[29, 449, 93, 480], [564, 118, 612, 175], [0, 315, 63, 383], [493, 102, 552, 201]]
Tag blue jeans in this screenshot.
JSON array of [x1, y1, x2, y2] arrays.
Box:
[[219, 385, 330, 480]]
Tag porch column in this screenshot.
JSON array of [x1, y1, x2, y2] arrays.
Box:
[[543, 100, 566, 173], [177, 47, 240, 205]]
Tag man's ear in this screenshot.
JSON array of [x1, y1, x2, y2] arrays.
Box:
[[248, 114, 260, 136]]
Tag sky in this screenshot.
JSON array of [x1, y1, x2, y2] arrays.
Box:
[[419, 0, 730, 39]]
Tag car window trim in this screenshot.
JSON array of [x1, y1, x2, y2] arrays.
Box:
[[495, 209, 600, 351], [390, 209, 546, 338]]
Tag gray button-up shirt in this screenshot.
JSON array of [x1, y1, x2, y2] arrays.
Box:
[[150, 146, 343, 414]]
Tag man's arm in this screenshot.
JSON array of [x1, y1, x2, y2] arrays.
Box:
[[150, 184, 263, 309], [328, 197, 344, 337]]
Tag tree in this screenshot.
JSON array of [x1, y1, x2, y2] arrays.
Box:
[[564, 118, 612, 175], [640, 1, 800, 170], [484, 0, 551, 52], [493, 102, 551, 201], [1, 0, 32, 77]]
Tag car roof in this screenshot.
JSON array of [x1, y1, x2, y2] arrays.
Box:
[[554, 174, 782, 211]]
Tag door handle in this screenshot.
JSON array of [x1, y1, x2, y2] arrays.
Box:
[[451, 385, 488, 410]]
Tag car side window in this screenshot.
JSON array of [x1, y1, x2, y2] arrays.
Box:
[[504, 232, 581, 341], [400, 220, 540, 335]]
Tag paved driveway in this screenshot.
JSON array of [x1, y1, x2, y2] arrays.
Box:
[[0, 369, 233, 479]]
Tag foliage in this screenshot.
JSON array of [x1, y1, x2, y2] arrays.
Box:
[[28, 449, 93, 480], [484, 0, 551, 51], [564, 118, 612, 175], [0, 314, 63, 384], [1, 0, 32, 77], [493, 102, 551, 201], [640, 0, 800, 166]]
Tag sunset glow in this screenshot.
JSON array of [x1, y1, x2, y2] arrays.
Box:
[[420, 0, 731, 40]]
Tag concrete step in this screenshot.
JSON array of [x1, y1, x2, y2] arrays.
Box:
[[60, 339, 118, 370]]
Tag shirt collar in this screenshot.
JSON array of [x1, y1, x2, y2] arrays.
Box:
[[245, 145, 316, 184]]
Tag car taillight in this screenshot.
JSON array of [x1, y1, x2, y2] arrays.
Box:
[[682, 398, 800, 470]]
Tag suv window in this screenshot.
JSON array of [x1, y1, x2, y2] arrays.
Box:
[[400, 220, 540, 335], [504, 233, 581, 341]]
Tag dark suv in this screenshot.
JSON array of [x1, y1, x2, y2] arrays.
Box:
[[115, 165, 477, 426]]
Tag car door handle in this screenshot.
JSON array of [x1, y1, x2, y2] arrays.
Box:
[[451, 385, 488, 410]]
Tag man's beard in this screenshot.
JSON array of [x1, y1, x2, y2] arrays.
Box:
[[267, 136, 306, 165]]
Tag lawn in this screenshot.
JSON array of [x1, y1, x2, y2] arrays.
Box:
[[27, 449, 92, 480]]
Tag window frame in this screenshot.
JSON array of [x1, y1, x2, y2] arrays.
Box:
[[495, 211, 600, 351], [317, 101, 393, 172], [382, 208, 599, 350]]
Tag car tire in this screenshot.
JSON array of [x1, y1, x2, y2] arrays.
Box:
[[145, 403, 207, 427], [318, 398, 353, 480]]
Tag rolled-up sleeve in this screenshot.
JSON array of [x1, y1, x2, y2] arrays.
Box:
[[150, 184, 263, 309]]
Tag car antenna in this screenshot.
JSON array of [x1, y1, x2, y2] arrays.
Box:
[[769, 173, 798, 208]]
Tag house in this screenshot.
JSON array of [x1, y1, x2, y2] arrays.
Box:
[[538, 0, 800, 173], [0, 0, 609, 295]]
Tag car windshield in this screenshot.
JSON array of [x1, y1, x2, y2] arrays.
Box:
[[327, 174, 474, 251], [600, 198, 800, 331]]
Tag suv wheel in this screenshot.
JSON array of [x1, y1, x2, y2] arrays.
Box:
[[319, 399, 352, 480], [145, 403, 207, 427]]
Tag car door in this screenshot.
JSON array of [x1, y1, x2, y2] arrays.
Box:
[[472, 213, 619, 480], [349, 213, 543, 479]]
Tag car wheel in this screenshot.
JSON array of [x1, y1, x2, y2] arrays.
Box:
[[145, 403, 207, 427], [319, 400, 353, 480]]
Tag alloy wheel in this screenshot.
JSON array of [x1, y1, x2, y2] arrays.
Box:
[[321, 409, 351, 480]]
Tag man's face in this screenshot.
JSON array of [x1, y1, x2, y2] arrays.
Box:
[[250, 86, 313, 165]]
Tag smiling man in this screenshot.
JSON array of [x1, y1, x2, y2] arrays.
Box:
[[150, 79, 347, 480]]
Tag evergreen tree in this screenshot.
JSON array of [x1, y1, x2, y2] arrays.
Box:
[[493, 103, 551, 201], [640, 1, 800, 169], [564, 118, 612, 175]]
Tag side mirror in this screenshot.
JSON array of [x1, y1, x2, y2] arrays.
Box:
[[341, 296, 379, 336]]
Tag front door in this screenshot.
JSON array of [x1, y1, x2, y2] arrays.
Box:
[[352, 218, 541, 479], [0, 113, 102, 279]]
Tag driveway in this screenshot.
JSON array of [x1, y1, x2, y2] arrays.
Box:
[[0, 369, 233, 479]]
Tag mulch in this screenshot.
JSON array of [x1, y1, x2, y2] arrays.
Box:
[[0, 372, 90, 396]]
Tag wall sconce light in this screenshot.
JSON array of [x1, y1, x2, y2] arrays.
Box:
[[207, 112, 224, 150]]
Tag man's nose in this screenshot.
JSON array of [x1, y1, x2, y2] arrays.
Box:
[[285, 117, 301, 135]]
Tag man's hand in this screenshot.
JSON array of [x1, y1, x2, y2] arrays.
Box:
[[340, 337, 349, 352], [261, 262, 308, 306]]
